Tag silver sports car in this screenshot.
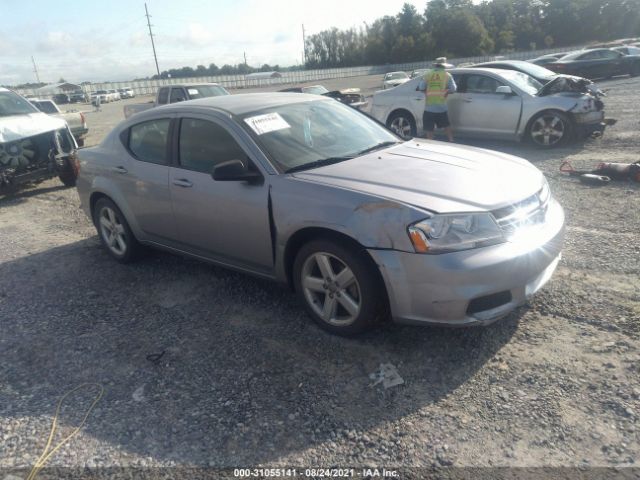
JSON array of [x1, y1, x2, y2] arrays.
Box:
[[371, 67, 608, 148], [76, 93, 564, 335]]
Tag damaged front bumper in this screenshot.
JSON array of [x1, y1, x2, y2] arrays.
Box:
[[572, 110, 617, 139], [0, 126, 77, 191]]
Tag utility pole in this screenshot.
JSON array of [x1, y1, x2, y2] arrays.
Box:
[[244, 51, 247, 65], [31, 56, 41, 83], [145, 3, 160, 77], [302, 24, 307, 65]]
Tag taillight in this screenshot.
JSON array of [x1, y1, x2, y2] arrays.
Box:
[[79, 112, 86, 128]]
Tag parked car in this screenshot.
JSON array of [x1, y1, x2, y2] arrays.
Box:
[[30, 99, 89, 147], [92, 90, 110, 103], [612, 45, 640, 56], [410, 68, 429, 79], [382, 71, 410, 89], [118, 88, 135, 99], [76, 93, 564, 335], [107, 89, 121, 101], [527, 52, 576, 66], [69, 91, 87, 103], [546, 48, 640, 79], [469, 60, 590, 86], [370, 67, 609, 148], [0, 88, 77, 191], [279, 85, 367, 109], [123, 83, 229, 118], [52, 93, 71, 104]]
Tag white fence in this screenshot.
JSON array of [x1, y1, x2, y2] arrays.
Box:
[[16, 46, 572, 98]]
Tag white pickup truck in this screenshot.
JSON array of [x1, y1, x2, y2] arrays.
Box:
[[0, 88, 77, 191], [30, 99, 89, 147], [123, 83, 229, 118]]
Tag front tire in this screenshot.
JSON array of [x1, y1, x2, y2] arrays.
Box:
[[387, 111, 416, 139], [293, 239, 387, 336], [93, 198, 140, 263], [527, 110, 574, 148]]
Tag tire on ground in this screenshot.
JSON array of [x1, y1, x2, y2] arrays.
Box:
[[293, 238, 388, 336], [386, 111, 416, 139], [93, 197, 141, 263], [526, 110, 574, 148]]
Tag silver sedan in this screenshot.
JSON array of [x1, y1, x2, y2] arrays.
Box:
[[371, 67, 607, 148], [76, 93, 564, 335]]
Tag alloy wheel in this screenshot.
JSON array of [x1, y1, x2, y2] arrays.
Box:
[[530, 114, 566, 146], [301, 252, 362, 326], [99, 206, 127, 256], [390, 116, 412, 139]]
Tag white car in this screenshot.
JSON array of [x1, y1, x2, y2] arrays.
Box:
[[382, 71, 410, 89], [107, 89, 120, 101], [370, 67, 609, 148]]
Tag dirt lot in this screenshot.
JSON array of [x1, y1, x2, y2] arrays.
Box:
[[0, 74, 639, 478]]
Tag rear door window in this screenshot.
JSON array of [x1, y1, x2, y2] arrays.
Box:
[[128, 118, 171, 165]]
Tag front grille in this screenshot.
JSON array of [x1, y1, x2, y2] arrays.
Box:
[[492, 186, 549, 239]]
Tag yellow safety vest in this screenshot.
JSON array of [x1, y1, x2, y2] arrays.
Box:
[[424, 69, 449, 106]]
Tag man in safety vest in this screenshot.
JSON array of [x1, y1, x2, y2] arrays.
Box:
[[417, 57, 456, 142]]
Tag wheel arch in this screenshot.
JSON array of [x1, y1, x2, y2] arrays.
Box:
[[386, 108, 416, 126], [282, 227, 388, 302]]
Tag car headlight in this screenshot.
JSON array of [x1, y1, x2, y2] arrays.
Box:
[[408, 213, 505, 254]]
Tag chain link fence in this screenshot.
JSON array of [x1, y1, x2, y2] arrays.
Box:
[[16, 46, 575, 98]]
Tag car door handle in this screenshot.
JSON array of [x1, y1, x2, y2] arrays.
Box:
[[112, 166, 128, 174], [172, 179, 193, 188]]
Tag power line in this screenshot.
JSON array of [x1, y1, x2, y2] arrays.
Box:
[[145, 2, 160, 76], [31, 56, 41, 83], [302, 24, 307, 65]]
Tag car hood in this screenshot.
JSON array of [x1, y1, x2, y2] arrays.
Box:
[[538, 74, 602, 97], [0, 112, 68, 143], [384, 79, 410, 86], [292, 140, 544, 213]]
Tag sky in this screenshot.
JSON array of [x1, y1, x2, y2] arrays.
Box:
[[0, 0, 427, 85]]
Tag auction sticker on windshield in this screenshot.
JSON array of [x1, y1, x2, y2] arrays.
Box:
[[244, 112, 290, 135]]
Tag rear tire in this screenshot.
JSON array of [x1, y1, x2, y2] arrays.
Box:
[[58, 171, 76, 187], [293, 239, 387, 336], [93, 198, 141, 263], [526, 110, 574, 148]]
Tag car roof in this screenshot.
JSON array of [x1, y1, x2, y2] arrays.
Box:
[[386, 71, 407, 75], [474, 60, 529, 67], [159, 83, 222, 87], [450, 67, 506, 74], [160, 92, 330, 116]]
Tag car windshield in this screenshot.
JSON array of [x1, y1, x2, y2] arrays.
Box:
[[386, 72, 408, 80], [302, 85, 329, 95], [0, 91, 39, 116], [497, 70, 543, 95], [185, 85, 229, 99], [240, 99, 400, 173]]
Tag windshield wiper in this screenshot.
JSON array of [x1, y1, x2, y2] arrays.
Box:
[[285, 156, 354, 173], [355, 141, 402, 156]]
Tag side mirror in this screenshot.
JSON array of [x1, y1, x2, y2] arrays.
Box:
[[212, 159, 262, 182], [496, 85, 514, 95]]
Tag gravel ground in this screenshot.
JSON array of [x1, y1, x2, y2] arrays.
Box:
[[0, 74, 639, 479]]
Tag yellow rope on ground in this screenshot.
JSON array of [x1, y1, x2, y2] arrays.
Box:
[[27, 383, 104, 480]]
